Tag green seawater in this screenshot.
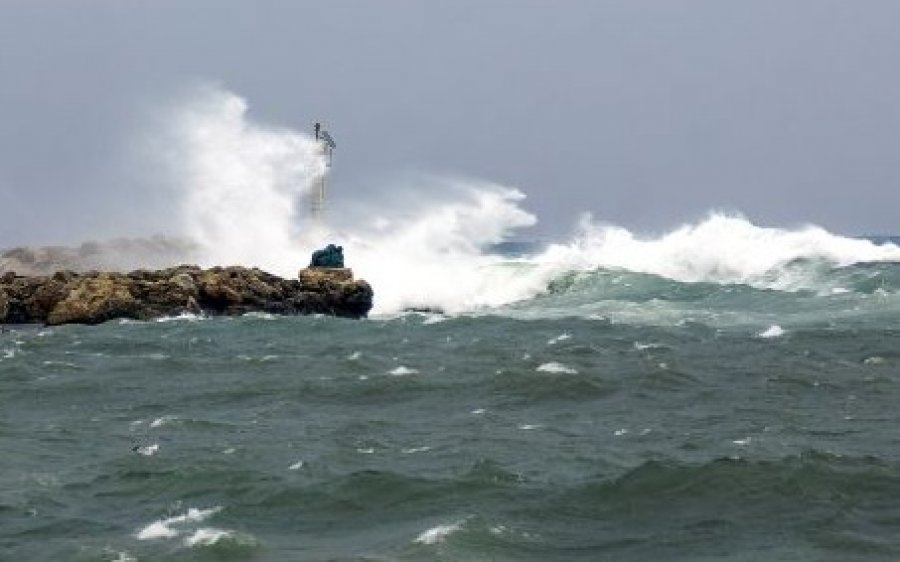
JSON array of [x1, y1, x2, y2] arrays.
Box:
[[3, 266, 900, 561]]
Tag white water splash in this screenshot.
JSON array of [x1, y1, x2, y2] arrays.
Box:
[[536, 362, 578, 374], [758, 325, 786, 338], [163, 84, 326, 271], [414, 521, 464, 545], [136, 506, 221, 540], [537, 213, 900, 291], [150, 86, 900, 316]]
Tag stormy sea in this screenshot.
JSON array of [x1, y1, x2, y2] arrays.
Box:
[[4, 88, 900, 561]]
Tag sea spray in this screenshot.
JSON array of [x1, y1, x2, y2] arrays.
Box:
[[536, 213, 900, 290], [163, 84, 327, 271], [150, 87, 900, 314]]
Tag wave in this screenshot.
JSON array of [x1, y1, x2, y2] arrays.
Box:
[[153, 87, 900, 314], [8, 86, 900, 317]]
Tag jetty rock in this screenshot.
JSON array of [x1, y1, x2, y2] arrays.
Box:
[[0, 265, 373, 325]]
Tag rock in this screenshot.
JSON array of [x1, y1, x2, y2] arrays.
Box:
[[25, 274, 74, 319], [0, 264, 373, 325], [0, 288, 8, 321], [298, 267, 354, 290], [297, 267, 373, 318], [47, 274, 138, 325], [309, 244, 344, 268]]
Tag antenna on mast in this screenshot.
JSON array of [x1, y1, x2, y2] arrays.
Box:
[[311, 122, 336, 222]]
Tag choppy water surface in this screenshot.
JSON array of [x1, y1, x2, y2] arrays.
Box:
[[3, 266, 900, 561]]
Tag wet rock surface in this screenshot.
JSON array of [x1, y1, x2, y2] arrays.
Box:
[[0, 265, 373, 325]]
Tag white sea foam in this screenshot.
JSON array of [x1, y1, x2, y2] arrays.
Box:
[[136, 86, 900, 316], [288, 460, 304, 470], [136, 443, 160, 456], [155, 312, 204, 323], [758, 325, 786, 339], [136, 506, 222, 541], [150, 415, 178, 427], [242, 311, 276, 320], [150, 415, 177, 428], [536, 362, 578, 374], [110, 550, 136, 562], [402, 446, 431, 454], [184, 528, 232, 546], [414, 521, 464, 545], [547, 333, 571, 345], [389, 366, 419, 376]]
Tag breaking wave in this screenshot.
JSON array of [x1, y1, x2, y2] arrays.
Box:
[[7, 86, 900, 316]]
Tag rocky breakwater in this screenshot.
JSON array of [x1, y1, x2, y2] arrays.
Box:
[[0, 262, 373, 326]]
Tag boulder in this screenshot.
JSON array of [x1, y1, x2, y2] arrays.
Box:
[[297, 267, 373, 318], [0, 264, 373, 325], [47, 274, 138, 325], [298, 267, 354, 290], [25, 272, 75, 319]]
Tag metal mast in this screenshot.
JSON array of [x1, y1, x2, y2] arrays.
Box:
[[311, 122, 336, 222]]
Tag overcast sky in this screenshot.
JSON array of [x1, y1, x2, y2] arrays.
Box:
[[2, 0, 899, 245]]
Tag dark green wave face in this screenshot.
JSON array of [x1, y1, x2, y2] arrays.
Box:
[[3, 273, 900, 561], [503, 261, 900, 330]]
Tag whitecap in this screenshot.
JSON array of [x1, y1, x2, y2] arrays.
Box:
[[758, 325, 785, 339], [136, 444, 160, 456], [288, 460, 304, 470], [42, 360, 80, 369], [155, 313, 204, 323], [136, 519, 178, 540], [414, 521, 464, 545], [634, 341, 663, 350], [422, 314, 447, 325], [347, 351, 361, 360], [136, 506, 222, 541], [356, 447, 375, 454], [389, 366, 419, 376], [470, 408, 486, 415], [614, 428, 629, 436], [242, 311, 276, 320], [150, 415, 177, 428], [110, 550, 137, 562], [184, 527, 233, 546], [732, 437, 752, 446], [518, 424, 542, 430], [547, 333, 571, 345], [536, 362, 577, 374], [402, 446, 431, 454]]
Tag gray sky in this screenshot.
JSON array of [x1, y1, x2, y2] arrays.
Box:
[[2, 0, 900, 246]]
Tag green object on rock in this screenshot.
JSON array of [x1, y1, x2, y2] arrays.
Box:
[[310, 244, 345, 268]]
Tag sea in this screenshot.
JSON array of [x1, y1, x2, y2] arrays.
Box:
[[5, 88, 900, 560], [4, 227, 900, 561]]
